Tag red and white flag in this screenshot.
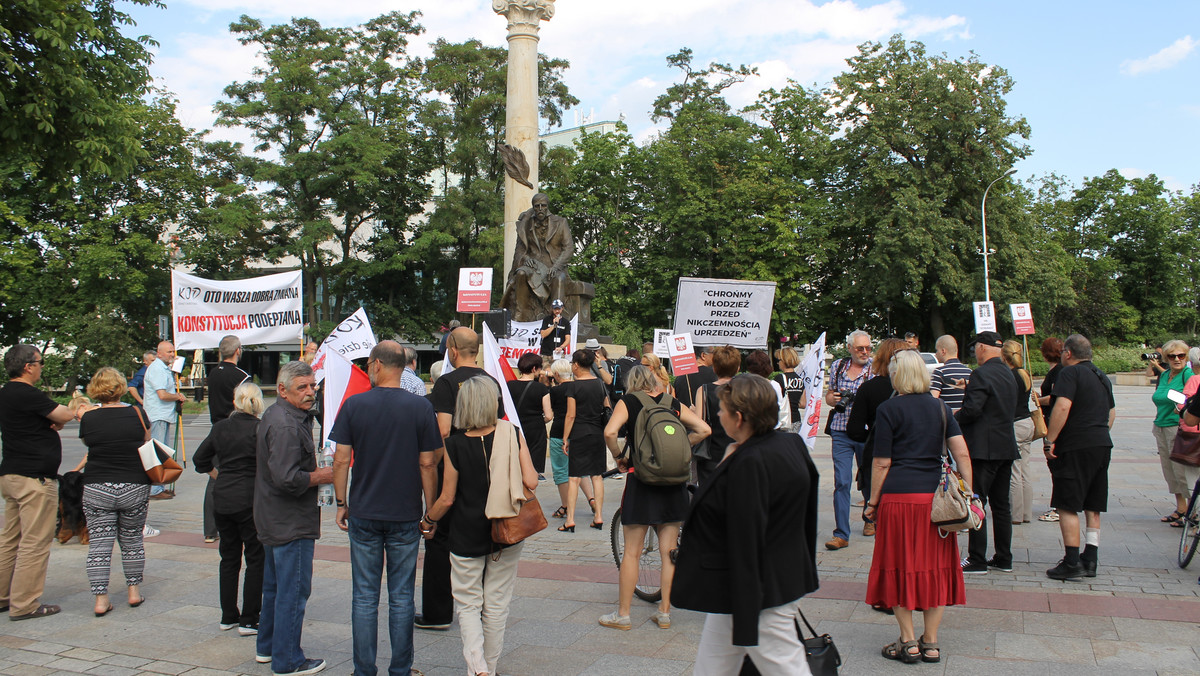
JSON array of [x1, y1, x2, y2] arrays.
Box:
[[320, 349, 371, 456], [482, 324, 522, 436]]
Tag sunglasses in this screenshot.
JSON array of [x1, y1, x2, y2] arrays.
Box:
[[1167, 353, 1187, 360], [852, 345, 872, 352], [27, 359, 44, 365]]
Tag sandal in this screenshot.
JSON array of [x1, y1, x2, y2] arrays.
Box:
[[1171, 518, 1186, 528], [918, 636, 940, 663], [882, 638, 920, 664], [1162, 510, 1185, 524], [1038, 509, 1060, 522], [552, 506, 567, 519], [588, 497, 598, 516]]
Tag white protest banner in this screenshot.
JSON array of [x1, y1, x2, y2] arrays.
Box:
[[673, 277, 776, 349], [457, 268, 493, 313], [311, 307, 377, 382], [1010, 303, 1036, 335], [667, 333, 698, 376], [172, 270, 303, 350], [482, 324, 523, 436], [797, 332, 827, 451], [653, 329, 671, 358], [492, 318, 543, 367], [973, 301, 997, 333]]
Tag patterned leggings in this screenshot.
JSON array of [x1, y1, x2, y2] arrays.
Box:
[[83, 483, 150, 595]]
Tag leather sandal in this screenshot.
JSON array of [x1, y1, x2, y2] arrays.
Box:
[[1163, 510, 1185, 524], [552, 506, 567, 519], [882, 638, 920, 664], [918, 636, 940, 663], [588, 497, 598, 515]]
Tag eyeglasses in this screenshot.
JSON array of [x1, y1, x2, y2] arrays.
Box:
[[1168, 353, 1187, 360], [852, 345, 872, 352], [27, 359, 44, 365]]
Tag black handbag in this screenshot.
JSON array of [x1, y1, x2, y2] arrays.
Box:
[[738, 608, 841, 675]]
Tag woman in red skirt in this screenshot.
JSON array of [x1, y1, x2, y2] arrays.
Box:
[[863, 350, 974, 664]]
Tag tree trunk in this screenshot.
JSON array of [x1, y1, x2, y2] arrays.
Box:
[[930, 306, 945, 339]]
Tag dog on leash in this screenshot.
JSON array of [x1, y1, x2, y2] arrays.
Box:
[[57, 470, 88, 545]]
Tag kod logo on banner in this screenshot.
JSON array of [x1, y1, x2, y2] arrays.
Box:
[[177, 286, 202, 301]]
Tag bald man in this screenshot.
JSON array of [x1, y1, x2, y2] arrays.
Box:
[[144, 341, 186, 449]]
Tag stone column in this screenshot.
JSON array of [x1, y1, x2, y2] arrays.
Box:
[[493, 0, 554, 284]]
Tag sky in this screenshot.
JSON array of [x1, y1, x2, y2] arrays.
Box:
[[124, 0, 1200, 193]]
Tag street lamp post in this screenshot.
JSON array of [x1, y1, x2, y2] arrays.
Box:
[[981, 168, 1017, 302]]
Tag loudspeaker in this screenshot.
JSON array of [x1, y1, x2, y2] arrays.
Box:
[[481, 308, 512, 338]]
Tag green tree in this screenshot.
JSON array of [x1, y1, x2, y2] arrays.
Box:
[[215, 12, 434, 333], [811, 35, 1043, 340]]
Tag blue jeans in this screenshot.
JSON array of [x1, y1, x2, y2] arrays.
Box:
[[257, 538, 314, 673], [831, 431, 866, 541], [148, 421, 173, 496], [349, 518, 421, 676]]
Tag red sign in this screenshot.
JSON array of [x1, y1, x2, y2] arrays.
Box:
[[667, 332, 698, 375], [457, 268, 493, 313], [1009, 303, 1036, 336]]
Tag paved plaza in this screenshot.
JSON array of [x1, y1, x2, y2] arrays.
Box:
[[1, 383, 1198, 675]]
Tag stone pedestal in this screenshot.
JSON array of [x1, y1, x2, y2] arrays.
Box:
[[493, 0, 555, 284]]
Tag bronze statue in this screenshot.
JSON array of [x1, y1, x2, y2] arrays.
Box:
[[501, 193, 574, 322]]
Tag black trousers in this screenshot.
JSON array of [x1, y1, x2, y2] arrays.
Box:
[[421, 528, 453, 623], [967, 459, 1014, 567], [214, 508, 264, 626]]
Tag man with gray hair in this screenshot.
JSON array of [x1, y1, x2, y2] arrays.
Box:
[[823, 330, 874, 550], [330, 341, 442, 676], [399, 347, 426, 397], [1044, 334, 1115, 580], [930, 335, 972, 412], [254, 361, 333, 675], [203, 335, 250, 543]]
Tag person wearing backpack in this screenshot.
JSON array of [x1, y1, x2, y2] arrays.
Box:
[[597, 366, 711, 631]]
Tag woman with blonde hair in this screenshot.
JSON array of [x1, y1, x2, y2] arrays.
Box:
[[639, 353, 671, 391], [864, 350, 973, 663], [75, 367, 152, 616], [773, 347, 805, 433], [423, 376, 538, 676], [193, 382, 266, 634], [1002, 340, 1036, 524], [599, 365, 711, 631], [1152, 339, 1194, 524]]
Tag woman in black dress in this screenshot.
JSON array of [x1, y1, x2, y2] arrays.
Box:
[[692, 345, 741, 486], [599, 365, 710, 631], [507, 353, 551, 476], [561, 349, 610, 532]]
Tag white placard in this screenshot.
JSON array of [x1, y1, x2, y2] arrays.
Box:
[[311, 307, 378, 382], [973, 301, 997, 333], [667, 333, 698, 375], [653, 329, 672, 358], [798, 332, 826, 450], [456, 267, 493, 313], [172, 269, 304, 349], [673, 277, 777, 349]]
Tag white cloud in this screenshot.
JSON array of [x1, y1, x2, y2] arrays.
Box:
[[1120, 35, 1196, 75]]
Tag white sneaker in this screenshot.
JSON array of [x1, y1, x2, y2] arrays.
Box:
[[219, 622, 237, 631], [142, 525, 160, 538], [256, 654, 271, 664], [238, 624, 258, 636]]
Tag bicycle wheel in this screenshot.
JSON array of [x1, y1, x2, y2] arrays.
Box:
[[609, 508, 663, 603], [1178, 484, 1200, 568]]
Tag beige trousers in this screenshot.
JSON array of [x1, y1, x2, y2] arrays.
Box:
[[0, 475, 58, 616], [1010, 418, 1036, 523], [1153, 425, 1195, 495], [450, 542, 523, 676]]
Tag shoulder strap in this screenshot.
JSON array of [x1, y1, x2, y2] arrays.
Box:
[[516, 379, 532, 410], [939, 401, 948, 461], [134, 405, 149, 434]]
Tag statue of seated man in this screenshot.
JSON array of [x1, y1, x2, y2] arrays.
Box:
[[502, 193, 574, 322]]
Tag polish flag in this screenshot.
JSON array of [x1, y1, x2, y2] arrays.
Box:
[[482, 324, 523, 436], [320, 349, 371, 456]]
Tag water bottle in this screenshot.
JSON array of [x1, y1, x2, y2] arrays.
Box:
[[317, 450, 334, 507]]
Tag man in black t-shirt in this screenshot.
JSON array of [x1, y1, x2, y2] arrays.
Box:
[[0, 345, 75, 620], [1045, 334, 1116, 581], [672, 347, 716, 409], [538, 300, 570, 366]]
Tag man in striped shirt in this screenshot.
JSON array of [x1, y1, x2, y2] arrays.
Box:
[[931, 335, 973, 412]]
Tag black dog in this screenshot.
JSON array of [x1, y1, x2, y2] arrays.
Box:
[[56, 471, 87, 544]]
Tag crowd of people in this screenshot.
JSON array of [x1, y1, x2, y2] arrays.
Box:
[[1, 317, 1193, 674]]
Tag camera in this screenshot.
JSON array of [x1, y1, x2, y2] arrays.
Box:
[[833, 389, 856, 414], [1141, 352, 1162, 362]]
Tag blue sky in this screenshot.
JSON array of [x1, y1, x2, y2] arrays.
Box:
[[125, 0, 1200, 192]]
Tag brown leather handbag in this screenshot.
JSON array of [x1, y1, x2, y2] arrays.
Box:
[[1170, 427, 1200, 467], [491, 489, 547, 545]]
